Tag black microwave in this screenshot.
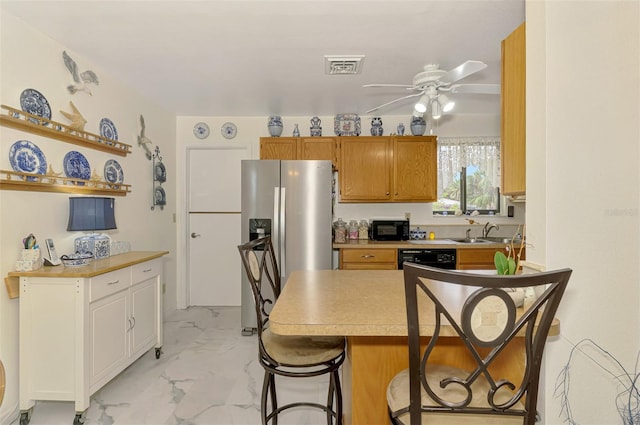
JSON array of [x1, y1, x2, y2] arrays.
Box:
[[370, 220, 410, 241]]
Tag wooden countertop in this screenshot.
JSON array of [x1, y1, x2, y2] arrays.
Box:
[[269, 269, 559, 337], [333, 240, 509, 249], [8, 251, 169, 278]]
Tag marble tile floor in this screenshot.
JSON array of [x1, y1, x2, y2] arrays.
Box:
[[19, 307, 337, 425]]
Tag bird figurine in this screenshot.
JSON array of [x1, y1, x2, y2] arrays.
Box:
[[138, 114, 153, 160], [63, 51, 99, 95], [46, 164, 63, 184], [59, 101, 87, 132]]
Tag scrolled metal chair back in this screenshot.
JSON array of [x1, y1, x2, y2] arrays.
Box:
[[238, 236, 281, 336], [400, 263, 572, 425]]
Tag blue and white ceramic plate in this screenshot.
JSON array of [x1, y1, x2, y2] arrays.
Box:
[[154, 162, 166, 183], [193, 122, 210, 139], [63, 151, 91, 184], [99, 118, 118, 141], [154, 186, 166, 206], [9, 140, 47, 181], [104, 159, 124, 184], [221, 122, 237, 139], [20, 88, 51, 125], [334, 114, 361, 136]]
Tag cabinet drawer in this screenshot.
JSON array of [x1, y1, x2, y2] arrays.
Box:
[[341, 248, 397, 264], [132, 258, 161, 284], [89, 268, 131, 302]]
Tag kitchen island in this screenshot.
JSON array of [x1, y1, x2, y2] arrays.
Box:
[[269, 269, 557, 425]]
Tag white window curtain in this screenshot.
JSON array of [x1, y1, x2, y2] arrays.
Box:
[[437, 136, 501, 198]]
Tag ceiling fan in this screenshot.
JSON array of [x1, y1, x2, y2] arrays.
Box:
[[363, 60, 500, 119]]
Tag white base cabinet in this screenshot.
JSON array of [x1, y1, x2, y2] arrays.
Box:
[[15, 252, 166, 425]]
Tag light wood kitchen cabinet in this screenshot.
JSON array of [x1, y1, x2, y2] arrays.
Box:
[[13, 252, 167, 424], [501, 22, 526, 196], [339, 248, 397, 270], [456, 247, 525, 270], [393, 136, 437, 201], [260, 137, 337, 167], [338, 136, 437, 203]]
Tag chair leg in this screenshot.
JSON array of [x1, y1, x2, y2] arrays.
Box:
[[261, 371, 274, 425], [270, 374, 278, 425], [333, 369, 343, 425], [327, 373, 334, 425]]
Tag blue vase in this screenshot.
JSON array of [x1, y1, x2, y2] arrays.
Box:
[[268, 116, 283, 137]]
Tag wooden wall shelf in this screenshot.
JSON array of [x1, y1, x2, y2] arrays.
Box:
[[0, 169, 131, 196], [1, 105, 132, 157]]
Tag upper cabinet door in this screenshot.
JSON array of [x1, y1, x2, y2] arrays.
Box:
[[501, 22, 526, 196], [260, 137, 298, 160], [339, 137, 392, 202], [393, 136, 437, 202], [299, 137, 337, 168]]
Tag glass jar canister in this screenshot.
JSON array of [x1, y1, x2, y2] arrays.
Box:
[[348, 220, 359, 240], [358, 220, 369, 240], [334, 218, 347, 243]]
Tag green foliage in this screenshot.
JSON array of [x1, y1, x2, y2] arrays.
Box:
[[494, 251, 516, 275]]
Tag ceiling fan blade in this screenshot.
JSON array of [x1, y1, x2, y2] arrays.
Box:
[[441, 60, 488, 84], [365, 92, 423, 114], [450, 84, 500, 95], [363, 83, 416, 89]]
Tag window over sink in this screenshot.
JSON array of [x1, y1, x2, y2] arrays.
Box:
[[434, 136, 501, 216]]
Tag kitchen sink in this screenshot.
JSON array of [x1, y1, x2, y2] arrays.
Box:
[[480, 237, 524, 244], [450, 238, 491, 244]]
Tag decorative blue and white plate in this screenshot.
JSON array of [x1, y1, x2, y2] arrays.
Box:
[[221, 122, 237, 139], [63, 151, 91, 184], [99, 118, 118, 141], [193, 122, 210, 139], [20, 89, 51, 125], [334, 114, 361, 136], [104, 159, 124, 184], [154, 187, 167, 206], [154, 162, 166, 183], [9, 140, 47, 181]]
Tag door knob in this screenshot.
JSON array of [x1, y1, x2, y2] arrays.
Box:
[[191, 232, 201, 238]]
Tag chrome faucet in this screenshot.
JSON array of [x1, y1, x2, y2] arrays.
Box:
[[482, 222, 499, 238]]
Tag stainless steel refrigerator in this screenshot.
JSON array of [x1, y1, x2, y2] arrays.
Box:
[[240, 160, 333, 335]]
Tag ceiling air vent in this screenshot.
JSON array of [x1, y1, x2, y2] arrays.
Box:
[[324, 55, 365, 75]]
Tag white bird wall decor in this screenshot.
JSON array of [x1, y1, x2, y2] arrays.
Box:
[[138, 114, 153, 160], [63, 51, 99, 95]]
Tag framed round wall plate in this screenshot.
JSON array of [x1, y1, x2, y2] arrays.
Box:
[[221, 122, 237, 139], [193, 122, 210, 139]]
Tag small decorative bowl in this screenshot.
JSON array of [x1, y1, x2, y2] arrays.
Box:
[[61, 252, 94, 267]]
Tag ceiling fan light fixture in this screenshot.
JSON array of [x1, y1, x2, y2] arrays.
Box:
[[431, 99, 442, 120], [439, 94, 455, 112], [414, 94, 429, 113]]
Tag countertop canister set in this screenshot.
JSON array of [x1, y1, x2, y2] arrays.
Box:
[[267, 115, 428, 137]]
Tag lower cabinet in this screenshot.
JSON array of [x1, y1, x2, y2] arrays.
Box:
[[457, 247, 525, 270], [339, 248, 397, 270], [17, 252, 165, 423]]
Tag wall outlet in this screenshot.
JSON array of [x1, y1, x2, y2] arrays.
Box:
[[404, 212, 411, 220]]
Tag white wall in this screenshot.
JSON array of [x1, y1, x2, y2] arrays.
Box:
[[527, 1, 640, 423], [0, 12, 177, 422]]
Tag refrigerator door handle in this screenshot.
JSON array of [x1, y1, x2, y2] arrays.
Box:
[[279, 187, 286, 276], [273, 187, 280, 251]]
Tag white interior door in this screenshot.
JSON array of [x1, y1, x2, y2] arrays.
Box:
[[189, 213, 241, 306], [187, 146, 249, 306]]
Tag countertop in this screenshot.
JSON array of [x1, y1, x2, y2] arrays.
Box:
[[269, 269, 557, 337], [333, 239, 512, 250], [8, 251, 169, 278]]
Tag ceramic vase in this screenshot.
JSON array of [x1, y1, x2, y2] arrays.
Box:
[[310, 116, 322, 136], [410, 116, 426, 136], [370, 117, 383, 136], [268, 116, 283, 137], [397, 123, 405, 136], [293, 123, 300, 137]]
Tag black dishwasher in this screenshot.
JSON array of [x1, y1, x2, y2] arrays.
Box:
[[397, 248, 457, 270]]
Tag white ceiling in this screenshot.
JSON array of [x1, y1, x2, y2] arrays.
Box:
[[1, 0, 524, 117]]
